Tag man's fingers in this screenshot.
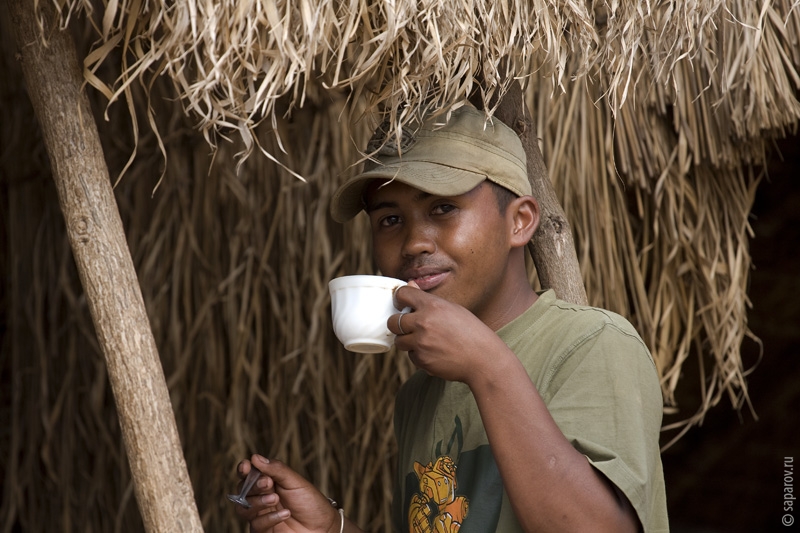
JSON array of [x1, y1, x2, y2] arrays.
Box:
[[255, 492, 280, 507], [237, 459, 252, 478], [394, 281, 425, 310], [390, 310, 414, 337], [235, 458, 273, 495], [250, 455, 308, 490], [239, 505, 289, 532], [250, 454, 273, 473], [251, 508, 291, 531]]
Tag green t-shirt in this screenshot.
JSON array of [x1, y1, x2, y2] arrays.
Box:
[[392, 290, 669, 532]]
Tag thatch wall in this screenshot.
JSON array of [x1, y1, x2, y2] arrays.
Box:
[[2, 45, 404, 529], [2, 0, 799, 531]]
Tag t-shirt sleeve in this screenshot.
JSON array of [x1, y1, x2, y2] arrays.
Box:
[[538, 321, 666, 532]]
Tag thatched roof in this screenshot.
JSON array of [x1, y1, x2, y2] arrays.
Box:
[[68, 0, 800, 160], [3, 0, 799, 529], [67, 0, 800, 429]]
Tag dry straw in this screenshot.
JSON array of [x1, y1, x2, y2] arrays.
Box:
[[2, 0, 800, 530]]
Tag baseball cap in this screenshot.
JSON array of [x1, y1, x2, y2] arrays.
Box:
[[330, 104, 531, 222]]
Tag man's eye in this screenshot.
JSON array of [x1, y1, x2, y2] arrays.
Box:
[[379, 215, 401, 227], [432, 204, 456, 215]]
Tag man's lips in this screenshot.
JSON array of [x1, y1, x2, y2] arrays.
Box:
[[406, 271, 449, 291]]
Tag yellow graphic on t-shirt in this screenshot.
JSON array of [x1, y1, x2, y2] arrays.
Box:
[[408, 456, 469, 533]]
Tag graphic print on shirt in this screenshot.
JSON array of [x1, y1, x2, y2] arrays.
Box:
[[408, 417, 470, 533]]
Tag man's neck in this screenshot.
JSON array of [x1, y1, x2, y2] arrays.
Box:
[[483, 280, 538, 331]]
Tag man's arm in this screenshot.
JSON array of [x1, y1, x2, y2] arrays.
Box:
[[465, 344, 639, 532], [391, 287, 641, 532], [234, 455, 366, 533]]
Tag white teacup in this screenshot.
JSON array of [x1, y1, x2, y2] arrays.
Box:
[[329, 275, 408, 353]]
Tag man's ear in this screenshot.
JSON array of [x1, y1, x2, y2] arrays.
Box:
[[508, 195, 540, 248]]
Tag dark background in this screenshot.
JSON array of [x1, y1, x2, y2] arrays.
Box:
[[662, 133, 800, 532]]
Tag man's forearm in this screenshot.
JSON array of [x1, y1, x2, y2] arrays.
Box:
[[466, 346, 638, 532]]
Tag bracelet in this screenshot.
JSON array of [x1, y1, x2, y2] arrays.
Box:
[[327, 497, 344, 533]]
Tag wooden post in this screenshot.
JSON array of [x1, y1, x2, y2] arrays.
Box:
[[5, 0, 204, 530], [491, 85, 589, 306]]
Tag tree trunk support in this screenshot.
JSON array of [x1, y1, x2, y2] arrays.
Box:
[[6, 0, 203, 530], [486, 85, 588, 306]]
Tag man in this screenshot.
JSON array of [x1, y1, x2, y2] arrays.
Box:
[[235, 104, 669, 532]]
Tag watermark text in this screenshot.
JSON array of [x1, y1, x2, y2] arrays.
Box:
[[785, 456, 795, 527]]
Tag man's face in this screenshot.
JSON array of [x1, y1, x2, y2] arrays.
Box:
[[364, 180, 516, 323]]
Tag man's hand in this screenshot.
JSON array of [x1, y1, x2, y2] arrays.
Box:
[[233, 455, 342, 533], [389, 281, 514, 384]]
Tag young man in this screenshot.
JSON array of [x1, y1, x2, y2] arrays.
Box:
[[235, 104, 669, 532]]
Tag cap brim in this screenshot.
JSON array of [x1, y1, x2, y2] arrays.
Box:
[[330, 162, 487, 222]]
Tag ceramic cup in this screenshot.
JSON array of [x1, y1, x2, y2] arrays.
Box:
[[329, 275, 408, 353]]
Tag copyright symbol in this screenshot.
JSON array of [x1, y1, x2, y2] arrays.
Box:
[[784, 514, 794, 526]]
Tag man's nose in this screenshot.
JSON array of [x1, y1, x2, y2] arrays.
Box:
[[401, 220, 437, 257]]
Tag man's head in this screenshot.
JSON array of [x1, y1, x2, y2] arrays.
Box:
[[330, 104, 531, 223], [330, 104, 540, 326]]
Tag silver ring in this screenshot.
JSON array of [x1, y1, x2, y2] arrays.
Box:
[[397, 313, 407, 335]]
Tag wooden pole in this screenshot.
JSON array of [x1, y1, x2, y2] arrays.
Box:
[[5, 0, 203, 530], [470, 67, 587, 306], [488, 85, 589, 306]]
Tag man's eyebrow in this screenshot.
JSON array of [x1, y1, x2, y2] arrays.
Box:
[[365, 200, 397, 213], [365, 190, 433, 213]]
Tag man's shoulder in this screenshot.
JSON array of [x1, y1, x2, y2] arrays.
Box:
[[505, 291, 655, 379], [535, 291, 644, 342]]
